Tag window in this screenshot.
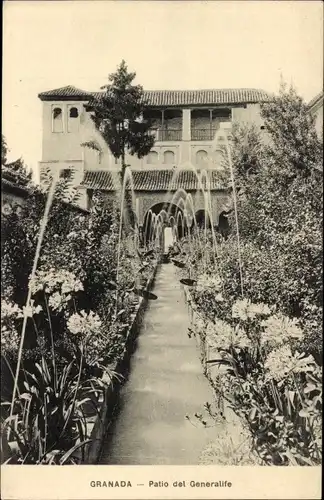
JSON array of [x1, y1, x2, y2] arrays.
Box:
[[69, 107, 78, 118], [68, 106, 79, 132], [196, 149, 208, 166], [53, 107, 63, 133], [147, 151, 158, 164], [59, 168, 72, 180], [163, 150, 175, 164]]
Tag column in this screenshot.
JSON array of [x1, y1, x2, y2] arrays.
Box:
[[182, 109, 191, 140], [181, 109, 191, 162], [209, 109, 213, 140]]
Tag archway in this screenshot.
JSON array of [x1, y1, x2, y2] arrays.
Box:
[[143, 202, 185, 248], [217, 210, 231, 239], [195, 209, 212, 230]]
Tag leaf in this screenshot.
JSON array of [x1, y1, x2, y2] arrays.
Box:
[[171, 259, 186, 269], [206, 359, 232, 365], [59, 439, 93, 465], [299, 409, 310, 418], [304, 383, 317, 394], [180, 278, 197, 286], [248, 407, 257, 421]]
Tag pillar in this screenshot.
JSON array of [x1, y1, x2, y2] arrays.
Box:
[[181, 109, 191, 162]]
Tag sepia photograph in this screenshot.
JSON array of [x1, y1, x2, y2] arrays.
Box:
[[1, 0, 323, 498]]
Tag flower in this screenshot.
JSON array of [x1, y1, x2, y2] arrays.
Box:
[[29, 269, 83, 296], [22, 300, 43, 318], [207, 319, 235, 351], [196, 273, 222, 293], [48, 291, 72, 312], [67, 310, 102, 336], [1, 324, 20, 356], [232, 299, 271, 321], [264, 346, 315, 381], [260, 314, 304, 347], [1, 300, 22, 319]]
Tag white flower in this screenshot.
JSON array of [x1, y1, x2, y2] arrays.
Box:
[[22, 300, 43, 318], [48, 291, 72, 312], [29, 269, 83, 296], [1, 300, 22, 319], [232, 299, 272, 321], [260, 314, 304, 347], [196, 273, 222, 293], [264, 346, 315, 381], [67, 310, 102, 336]]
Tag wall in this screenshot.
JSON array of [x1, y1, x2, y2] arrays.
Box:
[[40, 100, 267, 175], [41, 100, 116, 170]]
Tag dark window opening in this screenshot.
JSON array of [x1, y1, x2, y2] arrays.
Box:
[[59, 168, 72, 179], [53, 107, 63, 132], [53, 108, 62, 119], [69, 107, 79, 118]]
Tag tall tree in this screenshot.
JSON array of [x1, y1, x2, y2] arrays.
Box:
[[84, 60, 155, 176]]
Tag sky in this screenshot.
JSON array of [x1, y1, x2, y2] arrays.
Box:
[[2, 0, 323, 175]]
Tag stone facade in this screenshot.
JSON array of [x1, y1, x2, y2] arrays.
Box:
[[38, 86, 269, 223]]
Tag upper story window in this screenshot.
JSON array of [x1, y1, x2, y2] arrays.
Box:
[[59, 168, 73, 180], [147, 151, 158, 165], [163, 150, 175, 164], [68, 106, 79, 132], [52, 107, 63, 133]]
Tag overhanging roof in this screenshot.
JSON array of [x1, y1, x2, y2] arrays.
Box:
[[81, 169, 227, 192], [38, 85, 270, 107], [308, 91, 323, 111]]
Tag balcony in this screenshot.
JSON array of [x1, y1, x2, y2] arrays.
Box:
[[149, 128, 182, 141], [191, 128, 217, 141]]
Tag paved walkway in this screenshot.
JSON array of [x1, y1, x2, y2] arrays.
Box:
[[99, 263, 223, 465]]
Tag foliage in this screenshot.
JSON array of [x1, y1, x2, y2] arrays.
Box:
[[1, 176, 158, 464], [174, 84, 322, 464], [83, 60, 155, 169], [222, 83, 323, 359], [1, 353, 106, 464], [1, 135, 32, 183]]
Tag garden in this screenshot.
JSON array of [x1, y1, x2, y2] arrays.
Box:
[[1, 172, 159, 464], [172, 83, 323, 466], [1, 69, 322, 466]]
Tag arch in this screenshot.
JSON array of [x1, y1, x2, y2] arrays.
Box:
[[163, 150, 175, 164], [68, 106, 79, 132], [147, 151, 158, 164], [69, 107, 79, 118], [217, 210, 231, 239], [214, 148, 225, 170], [195, 149, 208, 166], [53, 107, 63, 133], [195, 209, 212, 229], [143, 202, 185, 247]]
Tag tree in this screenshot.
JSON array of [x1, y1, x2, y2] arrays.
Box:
[[1, 135, 32, 185], [224, 82, 323, 359], [84, 60, 155, 176], [261, 81, 323, 181]]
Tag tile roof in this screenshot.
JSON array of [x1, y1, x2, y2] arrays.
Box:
[[81, 169, 227, 192], [308, 91, 323, 110], [38, 86, 270, 107]]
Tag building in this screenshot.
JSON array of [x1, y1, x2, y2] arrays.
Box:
[[38, 86, 269, 235], [308, 91, 323, 138]]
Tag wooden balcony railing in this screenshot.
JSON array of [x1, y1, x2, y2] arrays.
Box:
[[149, 129, 182, 141], [191, 128, 217, 141]]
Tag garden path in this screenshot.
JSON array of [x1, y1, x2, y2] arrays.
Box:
[[99, 263, 224, 465]]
